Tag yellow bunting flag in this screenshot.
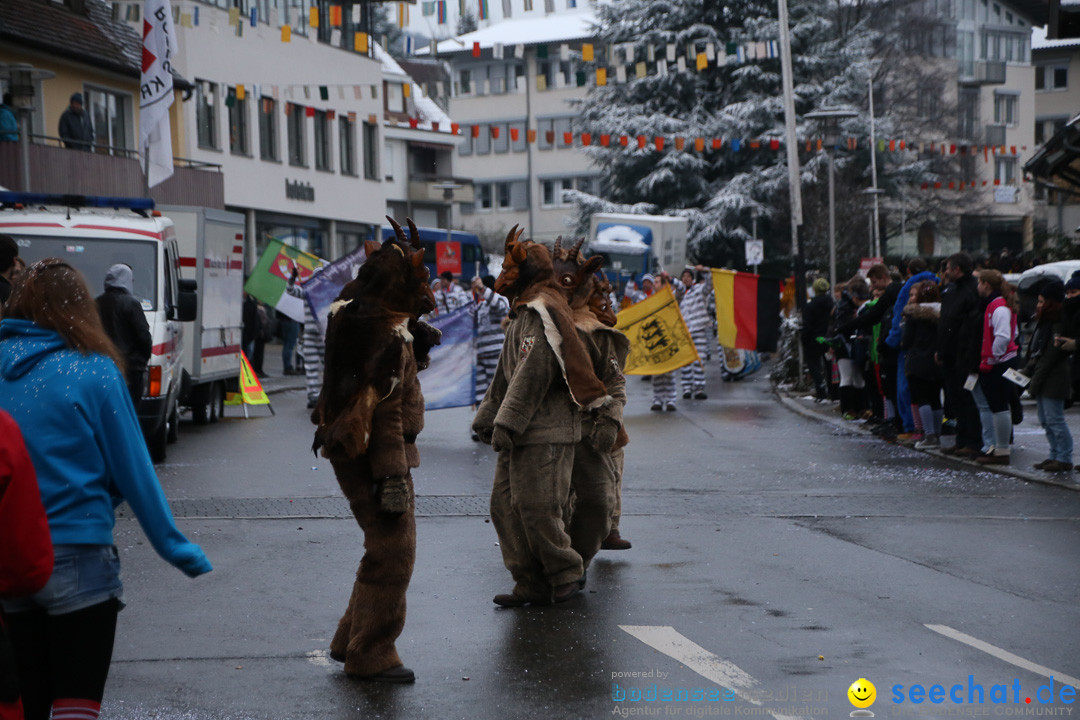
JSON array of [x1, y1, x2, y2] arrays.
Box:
[[614, 285, 700, 375], [228, 6, 239, 25], [281, 25, 291, 42], [236, 84, 245, 101], [596, 67, 607, 86], [225, 351, 271, 407], [403, 83, 411, 98], [696, 52, 708, 71], [582, 43, 594, 62], [635, 61, 646, 79], [355, 32, 368, 52], [310, 6, 319, 27]]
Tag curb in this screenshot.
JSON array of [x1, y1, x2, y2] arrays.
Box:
[[774, 389, 1080, 493]]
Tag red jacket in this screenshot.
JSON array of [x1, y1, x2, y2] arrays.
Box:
[[0, 410, 53, 598]]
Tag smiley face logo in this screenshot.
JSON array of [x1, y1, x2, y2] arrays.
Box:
[[848, 678, 876, 709]]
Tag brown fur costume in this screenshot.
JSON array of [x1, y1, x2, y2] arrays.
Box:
[[311, 217, 437, 679]]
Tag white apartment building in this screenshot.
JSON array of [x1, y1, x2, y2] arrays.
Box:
[[405, 0, 589, 42], [431, 10, 600, 245], [1030, 25, 1080, 239], [160, 1, 387, 265]]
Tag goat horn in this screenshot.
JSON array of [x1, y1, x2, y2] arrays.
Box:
[[569, 238, 585, 262], [386, 216, 408, 245], [406, 218, 422, 251], [504, 224, 520, 251]]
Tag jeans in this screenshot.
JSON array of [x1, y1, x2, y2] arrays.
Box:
[[1, 545, 123, 616], [970, 381, 996, 452], [1036, 396, 1073, 464]]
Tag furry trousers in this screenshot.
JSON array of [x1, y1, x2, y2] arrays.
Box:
[[328, 458, 415, 677], [565, 438, 617, 571], [490, 443, 583, 602]]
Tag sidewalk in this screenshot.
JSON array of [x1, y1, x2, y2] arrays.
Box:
[[777, 388, 1080, 492], [251, 341, 307, 396]]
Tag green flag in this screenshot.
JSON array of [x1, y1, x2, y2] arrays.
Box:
[[243, 238, 327, 322]]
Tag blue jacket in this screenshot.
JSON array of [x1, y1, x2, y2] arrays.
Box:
[[0, 104, 17, 142], [885, 271, 938, 349], [0, 319, 211, 577]]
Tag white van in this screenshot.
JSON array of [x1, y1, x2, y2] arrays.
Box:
[[0, 193, 243, 461]]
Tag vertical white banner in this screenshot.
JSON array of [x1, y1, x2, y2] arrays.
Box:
[[140, 0, 178, 188]]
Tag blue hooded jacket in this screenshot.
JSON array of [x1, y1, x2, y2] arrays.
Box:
[[0, 319, 210, 578], [885, 271, 938, 349]]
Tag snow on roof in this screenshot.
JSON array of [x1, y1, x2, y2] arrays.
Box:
[[1032, 25, 1080, 50], [426, 10, 599, 56], [373, 43, 454, 131]]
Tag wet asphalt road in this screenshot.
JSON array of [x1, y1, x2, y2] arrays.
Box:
[[104, 365, 1080, 720]]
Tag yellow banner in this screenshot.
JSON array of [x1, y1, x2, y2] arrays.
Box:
[[226, 351, 270, 406], [614, 285, 700, 375]]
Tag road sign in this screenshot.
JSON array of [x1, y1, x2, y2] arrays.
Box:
[[745, 240, 764, 268]]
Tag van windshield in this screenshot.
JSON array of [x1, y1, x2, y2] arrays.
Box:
[[13, 236, 159, 311]]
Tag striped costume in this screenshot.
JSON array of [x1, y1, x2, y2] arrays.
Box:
[[471, 287, 510, 404], [678, 280, 715, 395], [301, 292, 324, 405]]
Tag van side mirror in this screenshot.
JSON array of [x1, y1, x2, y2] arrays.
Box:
[[173, 278, 198, 322]]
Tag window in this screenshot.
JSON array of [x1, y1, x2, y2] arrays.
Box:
[[339, 114, 356, 175], [259, 96, 278, 161], [542, 179, 556, 205], [475, 125, 492, 154], [363, 121, 379, 179], [313, 110, 331, 171], [575, 176, 595, 195], [958, 88, 979, 139], [196, 79, 219, 149], [287, 103, 306, 166], [84, 87, 131, 154], [496, 182, 512, 208], [476, 183, 492, 210], [538, 117, 555, 150], [228, 88, 249, 155], [555, 117, 572, 147], [510, 121, 527, 152], [456, 69, 472, 95], [386, 82, 407, 113], [489, 65, 507, 94], [458, 132, 473, 156], [1036, 64, 1068, 91], [993, 92, 1018, 127], [916, 86, 940, 120], [492, 122, 509, 153], [541, 177, 576, 207], [994, 156, 1016, 184]]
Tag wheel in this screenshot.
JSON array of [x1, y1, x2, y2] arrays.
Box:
[[166, 401, 179, 443], [148, 419, 167, 463], [208, 382, 223, 423]]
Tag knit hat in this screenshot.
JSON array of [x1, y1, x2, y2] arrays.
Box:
[[1065, 271, 1080, 294], [812, 278, 830, 295], [641, 273, 655, 285], [1040, 279, 1065, 303], [70, 92, 83, 105]]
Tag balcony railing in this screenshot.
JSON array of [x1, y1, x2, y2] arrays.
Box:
[[958, 60, 1007, 85], [0, 135, 225, 208], [407, 176, 475, 205]]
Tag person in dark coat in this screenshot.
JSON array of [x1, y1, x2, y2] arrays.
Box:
[[58, 93, 94, 151], [96, 264, 152, 403], [901, 281, 943, 447], [937, 252, 983, 457], [1022, 280, 1074, 472], [801, 278, 833, 400], [0, 234, 20, 310]]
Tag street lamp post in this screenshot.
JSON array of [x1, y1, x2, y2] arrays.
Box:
[[432, 179, 464, 271], [805, 108, 857, 290]]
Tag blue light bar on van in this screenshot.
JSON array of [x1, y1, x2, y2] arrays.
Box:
[[0, 192, 155, 211]]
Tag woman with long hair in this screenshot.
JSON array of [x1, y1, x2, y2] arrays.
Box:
[[901, 280, 943, 447], [0, 259, 211, 720], [972, 269, 1020, 465]]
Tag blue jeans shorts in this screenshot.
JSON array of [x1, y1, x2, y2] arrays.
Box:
[[0, 544, 124, 616]]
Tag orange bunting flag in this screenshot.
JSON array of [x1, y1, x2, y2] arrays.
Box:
[[491, 126, 500, 139], [330, 5, 342, 26], [600, 134, 611, 147], [305, 106, 315, 118], [563, 132, 573, 145], [581, 133, 592, 146], [451, 122, 460, 135], [675, 137, 685, 151], [749, 140, 760, 149], [889, 139, 896, 151], [473, 42, 481, 57], [712, 138, 722, 150], [619, 135, 629, 147], [655, 137, 665, 151], [545, 131, 555, 144], [471, 125, 479, 138], [695, 138, 705, 152], [510, 127, 519, 141], [816, 139, 823, 151], [769, 139, 779, 150], [527, 129, 537, 143], [637, 135, 647, 149]]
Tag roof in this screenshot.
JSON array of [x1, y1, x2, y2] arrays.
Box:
[[373, 44, 453, 131], [0, 0, 142, 78], [1023, 113, 1080, 189], [1032, 25, 1080, 50], [426, 11, 599, 56]]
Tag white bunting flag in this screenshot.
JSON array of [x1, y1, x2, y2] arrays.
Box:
[[706, 43, 715, 60], [666, 43, 676, 62], [560, 43, 569, 61], [514, 44, 524, 58], [493, 42, 503, 58], [677, 56, 686, 72], [657, 58, 668, 77], [615, 64, 626, 83], [140, 0, 178, 188]]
